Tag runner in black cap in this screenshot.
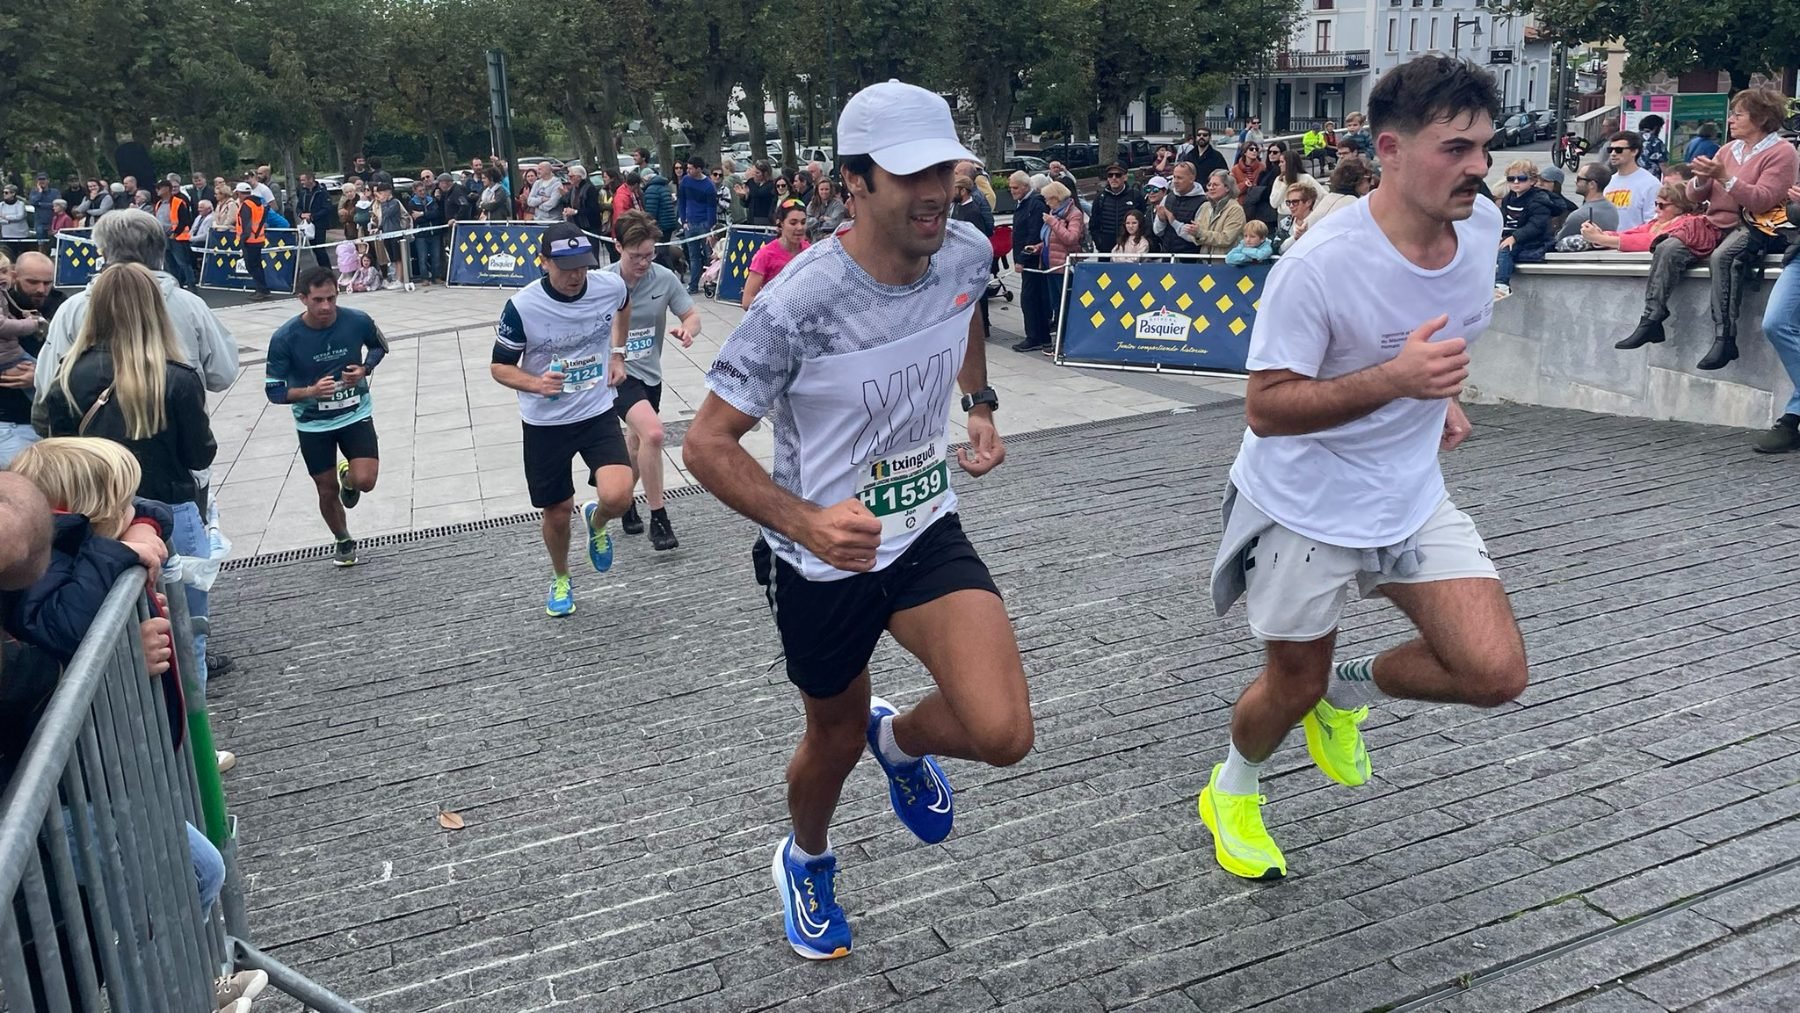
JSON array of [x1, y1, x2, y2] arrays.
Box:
[[490, 222, 634, 616]]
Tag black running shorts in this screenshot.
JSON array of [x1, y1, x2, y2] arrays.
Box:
[[613, 376, 663, 417], [521, 410, 631, 509], [297, 418, 379, 477], [756, 513, 1001, 699]]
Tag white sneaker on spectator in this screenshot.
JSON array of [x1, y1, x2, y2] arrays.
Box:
[[1494, 284, 1512, 300], [216, 750, 237, 773], [214, 969, 267, 1007]]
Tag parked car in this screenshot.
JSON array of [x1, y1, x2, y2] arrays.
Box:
[[514, 155, 568, 173], [1039, 142, 1100, 169], [1497, 112, 1540, 148], [1002, 155, 1049, 176], [1528, 110, 1557, 141], [1117, 137, 1154, 169]]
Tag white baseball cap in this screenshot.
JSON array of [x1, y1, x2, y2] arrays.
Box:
[[837, 80, 976, 176]]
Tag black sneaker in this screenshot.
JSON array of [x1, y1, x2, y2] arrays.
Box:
[[1753, 414, 1800, 454], [621, 504, 645, 535], [649, 511, 679, 551], [336, 461, 360, 509], [333, 536, 359, 567], [206, 652, 236, 678]]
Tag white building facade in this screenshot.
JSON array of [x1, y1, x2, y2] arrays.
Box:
[[1120, 0, 1553, 138]]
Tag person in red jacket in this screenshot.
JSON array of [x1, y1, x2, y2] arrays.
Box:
[[1595, 184, 1725, 357], [1618, 88, 1800, 368]]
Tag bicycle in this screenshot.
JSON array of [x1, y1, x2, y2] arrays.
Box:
[[1554, 132, 1589, 173]]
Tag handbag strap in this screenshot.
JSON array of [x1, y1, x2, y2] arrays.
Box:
[[78, 386, 113, 435]]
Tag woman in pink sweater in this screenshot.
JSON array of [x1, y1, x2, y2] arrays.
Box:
[[1683, 88, 1797, 369]]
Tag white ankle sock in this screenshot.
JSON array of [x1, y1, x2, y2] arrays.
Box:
[[788, 837, 830, 863], [1216, 744, 1263, 796], [1326, 656, 1384, 710], [877, 714, 920, 766]]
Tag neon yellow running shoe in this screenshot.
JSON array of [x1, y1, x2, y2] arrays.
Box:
[[1198, 764, 1286, 880], [1302, 698, 1372, 787]]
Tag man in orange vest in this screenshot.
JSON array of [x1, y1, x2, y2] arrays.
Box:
[[234, 181, 271, 300], [155, 179, 196, 289]]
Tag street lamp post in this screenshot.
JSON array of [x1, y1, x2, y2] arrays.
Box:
[[1452, 16, 1483, 62]]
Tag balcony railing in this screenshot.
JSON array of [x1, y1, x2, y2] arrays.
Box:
[[1272, 49, 1372, 73]]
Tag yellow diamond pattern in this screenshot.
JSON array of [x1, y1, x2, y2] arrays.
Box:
[[1118, 313, 1134, 328], [1199, 274, 1215, 292], [1096, 272, 1112, 290], [1238, 275, 1256, 294], [1216, 295, 1234, 313], [1139, 293, 1154, 309], [1230, 317, 1247, 335], [1194, 315, 1210, 333], [1127, 273, 1142, 290], [1090, 310, 1105, 328], [1176, 293, 1193, 312], [1110, 292, 1124, 308], [1080, 290, 1095, 308], [1160, 273, 1176, 291], [1048, 260, 1276, 363]]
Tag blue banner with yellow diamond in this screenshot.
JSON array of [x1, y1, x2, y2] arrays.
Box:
[[716, 227, 776, 304], [54, 229, 100, 288], [448, 221, 548, 288], [200, 228, 301, 293], [1057, 259, 1268, 373]]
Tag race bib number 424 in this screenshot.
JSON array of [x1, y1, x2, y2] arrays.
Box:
[[856, 439, 949, 541]]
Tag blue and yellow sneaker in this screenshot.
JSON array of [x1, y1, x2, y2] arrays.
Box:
[[580, 501, 613, 573], [866, 695, 955, 844], [545, 575, 575, 617], [771, 835, 851, 960]]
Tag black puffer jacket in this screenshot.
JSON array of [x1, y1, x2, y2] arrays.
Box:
[[1500, 186, 1561, 262], [1089, 186, 1144, 254], [36, 348, 216, 506]]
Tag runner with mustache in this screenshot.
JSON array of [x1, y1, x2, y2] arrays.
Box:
[[1201, 55, 1530, 880], [684, 79, 1032, 959]]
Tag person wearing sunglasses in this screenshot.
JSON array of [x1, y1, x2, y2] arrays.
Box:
[[1602, 130, 1660, 230], [1492, 160, 1557, 298], [1088, 163, 1143, 254], [1554, 164, 1619, 243]]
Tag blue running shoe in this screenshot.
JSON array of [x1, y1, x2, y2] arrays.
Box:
[[580, 501, 613, 573], [545, 574, 575, 617], [771, 836, 851, 960], [866, 695, 955, 844]]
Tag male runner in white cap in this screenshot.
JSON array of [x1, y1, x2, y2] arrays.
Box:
[[684, 79, 1034, 960]]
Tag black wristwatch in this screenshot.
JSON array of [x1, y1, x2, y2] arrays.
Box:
[[961, 387, 999, 413]]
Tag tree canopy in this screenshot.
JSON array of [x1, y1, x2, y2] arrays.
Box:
[[1508, 0, 1800, 91], [0, 0, 1299, 179]]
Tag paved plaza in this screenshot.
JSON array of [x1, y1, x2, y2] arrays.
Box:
[[205, 355, 1800, 1012], [201, 286, 1238, 558]]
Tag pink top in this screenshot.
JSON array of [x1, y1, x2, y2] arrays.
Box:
[[749, 239, 809, 281], [1688, 133, 1799, 232]]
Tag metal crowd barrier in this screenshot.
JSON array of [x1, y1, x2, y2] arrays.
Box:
[[0, 571, 364, 1012]]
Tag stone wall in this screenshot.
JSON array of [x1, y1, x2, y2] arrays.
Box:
[[1467, 258, 1794, 431]]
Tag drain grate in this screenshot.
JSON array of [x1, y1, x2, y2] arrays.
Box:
[[221, 406, 1236, 570]]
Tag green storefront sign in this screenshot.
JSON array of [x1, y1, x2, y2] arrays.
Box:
[[1670, 94, 1729, 157]]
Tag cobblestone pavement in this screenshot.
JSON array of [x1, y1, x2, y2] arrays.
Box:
[[209, 401, 1800, 1013]]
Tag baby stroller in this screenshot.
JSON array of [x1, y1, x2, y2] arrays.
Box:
[[700, 255, 723, 299], [988, 224, 1015, 303]]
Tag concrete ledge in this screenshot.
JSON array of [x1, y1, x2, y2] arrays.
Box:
[[1471, 258, 1794, 431]]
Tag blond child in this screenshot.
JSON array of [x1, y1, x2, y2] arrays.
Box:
[[1225, 219, 1274, 266]]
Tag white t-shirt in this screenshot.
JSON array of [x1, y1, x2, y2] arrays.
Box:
[[1228, 196, 1500, 548], [494, 275, 630, 426], [1603, 167, 1660, 230], [706, 221, 992, 581]]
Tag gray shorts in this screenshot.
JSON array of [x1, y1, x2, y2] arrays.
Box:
[[1244, 498, 1499, 642]]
